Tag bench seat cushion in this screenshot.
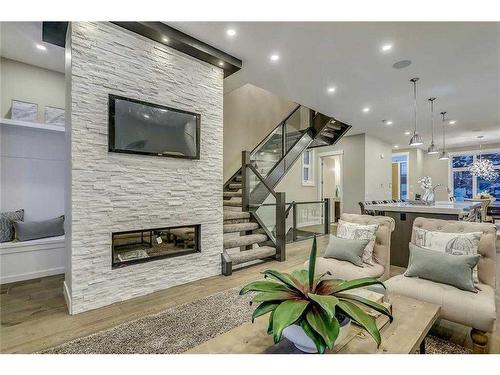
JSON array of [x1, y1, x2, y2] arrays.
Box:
[[313, 257, 385, 280], [385, 274, 496, 332]]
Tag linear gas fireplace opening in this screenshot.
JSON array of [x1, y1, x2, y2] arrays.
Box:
[[111, 224, 201, 268]]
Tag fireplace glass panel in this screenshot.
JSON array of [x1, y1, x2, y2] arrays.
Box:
[[112, 225, 200, 268]]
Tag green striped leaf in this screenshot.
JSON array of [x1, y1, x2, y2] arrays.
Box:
[[306, 305, 339, 349], [272, 300, 309, 343], [252, 291, 298, 304], [308, 293, 339, 320], [262, 270, 303, 295], [338, 300, 381, 347], [300, 319, 326, 354], [267, 311, 274, 335], [337, 293, 393, 322], [308, 236, 318, 291], [331, 277, 386, 294], [240, 280, 291, 295], [252, 301, 280, 323]]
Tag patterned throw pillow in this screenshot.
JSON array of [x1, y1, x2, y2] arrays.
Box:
[[0, 209, 24, 242], [413, 227, 482, 283], [336, 220, 378, 265]]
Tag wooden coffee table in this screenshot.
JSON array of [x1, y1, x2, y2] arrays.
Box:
[[186, 293, 440, 354]]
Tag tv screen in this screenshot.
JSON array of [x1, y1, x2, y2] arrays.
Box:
[[108, 95, 200, 159]]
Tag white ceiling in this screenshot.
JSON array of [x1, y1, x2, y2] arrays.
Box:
[[0, 22, 65, 73], [172, 22, 500, 149], [1, 22, 499, 149]]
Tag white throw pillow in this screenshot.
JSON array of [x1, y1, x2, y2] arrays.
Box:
[[336, 220, 378, 265], [413, 227, 482, 283]]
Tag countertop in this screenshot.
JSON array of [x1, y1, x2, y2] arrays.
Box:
[[369, 201, 481, 215]]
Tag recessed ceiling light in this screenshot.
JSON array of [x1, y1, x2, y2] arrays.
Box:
[[381, 44, 393, 52], [226, 29, 236, 37], [449, 120, 456, 125], [162, 36, 169, 43], [327, 87, 336, 93], [382, 120, 393, 125], [36, 44, 47, 51], [363, 107, 370, 113], [143, 114, 150, 119], [270, 54, 280, 62], [404, 131, 411, 135], [218, 61, 225, 67], [393, 145, 399, 149]]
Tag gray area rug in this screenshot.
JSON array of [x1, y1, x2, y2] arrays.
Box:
[[42, 287, 471, 354]]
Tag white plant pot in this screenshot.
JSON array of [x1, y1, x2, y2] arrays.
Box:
[[282, 319, 351, 353]]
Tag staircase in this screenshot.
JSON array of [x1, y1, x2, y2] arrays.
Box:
[[221, 105, 351, 275]]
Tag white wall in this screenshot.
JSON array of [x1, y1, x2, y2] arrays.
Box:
[[67, 22, 224, 314], [0, 58, 65, 221], [223, 83, 296, 180], [1, 57, 65, 121], [364, 134, 392, 201]]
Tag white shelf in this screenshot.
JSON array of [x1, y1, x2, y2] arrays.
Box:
[[0, 118, 65, 133]]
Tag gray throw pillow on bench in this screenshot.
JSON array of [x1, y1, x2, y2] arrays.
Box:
[[323, 234, 370, 267], [405, 243, 479, 292], [0, 209, 24, 242], [13, 215, 65, 242]]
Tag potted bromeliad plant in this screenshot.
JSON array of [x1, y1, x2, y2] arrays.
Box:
[[240, 237, 393, 353]]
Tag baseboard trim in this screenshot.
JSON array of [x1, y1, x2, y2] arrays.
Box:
[[0, 267, 65, 284], [63, 280, 72, 315]]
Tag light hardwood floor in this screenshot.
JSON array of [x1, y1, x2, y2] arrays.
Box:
[[1, 235, 499, 354]]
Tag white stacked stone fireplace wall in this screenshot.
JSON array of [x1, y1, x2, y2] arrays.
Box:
[[65, 22, 223, 314]]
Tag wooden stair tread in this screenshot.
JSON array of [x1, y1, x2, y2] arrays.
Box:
[[223, 191, 242, 198], [230, 246, 277, 265], [223, 211, 250, 220], [223, 199, 242, 207], [223, 233, 268, 249], [223, 222, 259, 233]]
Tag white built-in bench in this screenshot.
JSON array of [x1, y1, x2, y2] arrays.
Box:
[[0, 236, 65, 284]]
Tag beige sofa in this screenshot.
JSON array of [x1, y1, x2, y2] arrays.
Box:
[[385, 217, 497, 353], [309, 213, 395, 281]]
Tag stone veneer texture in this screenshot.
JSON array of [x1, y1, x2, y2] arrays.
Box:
[[67, 22, 223, 314]]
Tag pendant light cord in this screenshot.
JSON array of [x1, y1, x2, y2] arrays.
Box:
[[429, 98, 436, 143], [441, 111, 447, 151], [411, 79, 418, 134]]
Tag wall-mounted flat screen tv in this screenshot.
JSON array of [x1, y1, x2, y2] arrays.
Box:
[[108, 95, 200, 159]]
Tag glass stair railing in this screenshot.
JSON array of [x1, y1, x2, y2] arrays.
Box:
[[221, 103, 351, 276]]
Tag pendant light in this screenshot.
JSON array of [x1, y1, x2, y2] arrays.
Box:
[[409, 77, 423, 146], [427, 97, 439, 154], [439, 111, 449, 160], [469, 136, 498, 181]]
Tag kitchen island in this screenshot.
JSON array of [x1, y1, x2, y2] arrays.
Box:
[[369, 201, 481, 267]]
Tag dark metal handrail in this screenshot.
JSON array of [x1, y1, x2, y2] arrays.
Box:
[[251, 200, 327, 208]]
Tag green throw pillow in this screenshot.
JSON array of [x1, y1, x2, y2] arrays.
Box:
[[323, 234, 370, 267], [405, 243, 479, 292]]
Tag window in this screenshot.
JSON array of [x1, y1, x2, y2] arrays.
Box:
[[450, 150, 500, 201], [301, 149, 314, 186]]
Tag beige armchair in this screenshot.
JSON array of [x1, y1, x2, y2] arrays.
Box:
[[306, 213, 395, 281], [385, 217, 497, 353]]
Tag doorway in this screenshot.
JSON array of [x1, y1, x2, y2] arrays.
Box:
[[391, 153, 409, 200], [318, 152, 343, 224]]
